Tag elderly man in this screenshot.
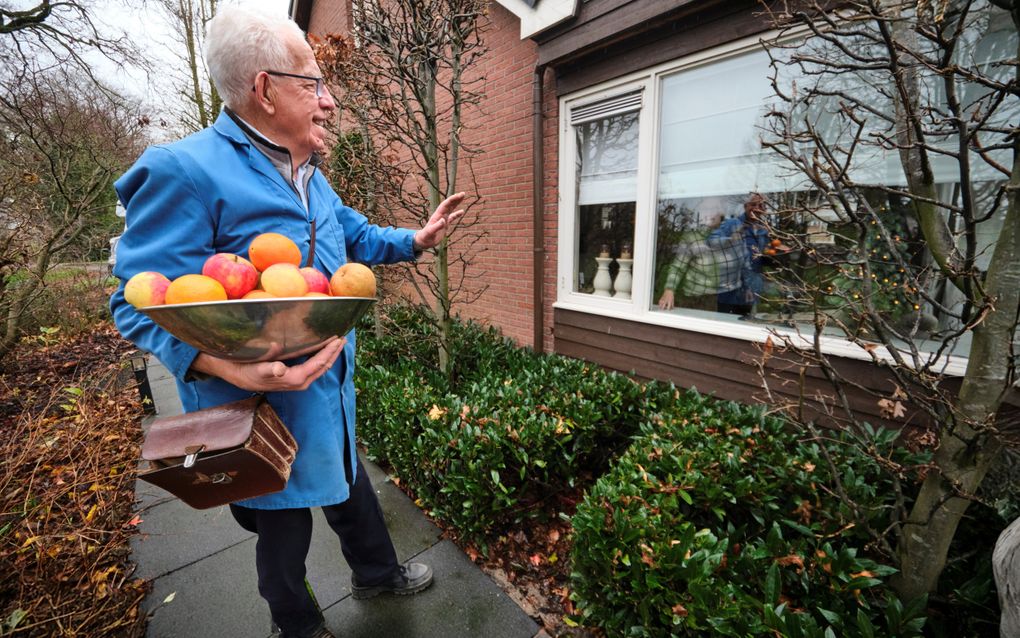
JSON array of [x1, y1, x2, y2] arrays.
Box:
[[706, 193, 770, 317], [110, 8, 464, 638]]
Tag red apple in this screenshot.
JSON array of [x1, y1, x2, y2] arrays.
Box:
[[202, 253, 259, 299], [299, 267, 331, 295], [124, 271, 171, 308]]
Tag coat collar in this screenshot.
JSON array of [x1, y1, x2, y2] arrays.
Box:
[[213, 110, 322, 210]]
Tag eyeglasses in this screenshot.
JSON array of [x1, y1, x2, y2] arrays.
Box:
[[261, 70, 325, 98]]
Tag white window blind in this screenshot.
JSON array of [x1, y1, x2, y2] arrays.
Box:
[[574, 91, 643, 206], [656, 20, 1015, 202]]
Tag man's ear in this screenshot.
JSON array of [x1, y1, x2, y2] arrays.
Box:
[[252, 72, 277, 115]]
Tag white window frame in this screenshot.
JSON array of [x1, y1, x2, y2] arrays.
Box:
[[553, 31, 970, 376]]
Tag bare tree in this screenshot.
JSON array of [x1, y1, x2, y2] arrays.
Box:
[[1, 0, 137, 90], [0, 68, 146, 360], [310, 40, 405, 338], [155, 0, 221, 131], [754, 0, 1018, 600], [315, 0, 488, 377]]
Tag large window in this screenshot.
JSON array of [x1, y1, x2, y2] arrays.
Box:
[[556, 12, 1014, 360]]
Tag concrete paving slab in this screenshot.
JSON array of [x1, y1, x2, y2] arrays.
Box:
[[364, 459, 443, 552], [135, 355, 542, 638], [254, 468, 442, 611], [149, 387, 182, 417], [142, 537, 271, 638], [139, 505, 434, 634], [131, 498, 253, 580], [322, 539, 540, 638], [134, 474, 176, 510]]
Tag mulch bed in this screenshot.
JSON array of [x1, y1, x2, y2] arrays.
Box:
[[384, 476, 598, 637], [0, 325, 149, 637], [462, 516, 595, 637]]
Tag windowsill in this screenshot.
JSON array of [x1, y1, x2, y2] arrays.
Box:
[[552, 299, 970, 377]]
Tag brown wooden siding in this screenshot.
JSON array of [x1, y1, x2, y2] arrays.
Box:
[[554, 308, 933, 431], [537, 0, 772, 96]]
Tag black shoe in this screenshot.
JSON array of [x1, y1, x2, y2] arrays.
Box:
[[351, 562, 434, 599]]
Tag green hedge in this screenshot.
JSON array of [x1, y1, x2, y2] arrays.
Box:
[[356, 305, 676, 542], [355, 304, 1003, 636], [568, 392, 931, 637]]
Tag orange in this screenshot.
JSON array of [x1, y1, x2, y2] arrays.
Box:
[[329, 263, 377, 298], [260, 263, 309, 297], [242, 290, 274, 299], [165, 274, 228, 304], [248, 232, 302, 271]]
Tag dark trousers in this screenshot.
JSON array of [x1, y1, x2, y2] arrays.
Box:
[[229, 459, 400, 635], [717, 301, 753, 317]]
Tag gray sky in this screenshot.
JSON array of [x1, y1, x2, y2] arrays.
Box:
[[91, 0, 289, 133]]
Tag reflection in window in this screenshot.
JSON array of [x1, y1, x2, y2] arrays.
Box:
[[650, 15, 1013, 342], [655, 195, 772, 317], [652, 51, 787, 319], [574, 110, 637, 297]]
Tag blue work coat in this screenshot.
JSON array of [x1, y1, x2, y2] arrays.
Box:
[[707, 214, 770, 305], [110, 112, 416, 509]]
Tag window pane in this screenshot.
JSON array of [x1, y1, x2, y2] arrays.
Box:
[[574, 111, 638, 297], [652, 50, 782, 318], [651, 21, 1013, 339], [657, 50, 800, 199]]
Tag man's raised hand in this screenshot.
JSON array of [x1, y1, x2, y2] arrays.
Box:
[[414, 192, 467, 250]]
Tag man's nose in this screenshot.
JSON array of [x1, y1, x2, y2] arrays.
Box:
[[319, 85, 337, 111]]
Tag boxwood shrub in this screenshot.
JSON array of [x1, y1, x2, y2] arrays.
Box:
[[355, 304, 1004, 635], [569, 391, 931, 637], [355, 304, 676, 542]]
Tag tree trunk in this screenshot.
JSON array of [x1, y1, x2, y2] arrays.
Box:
[[893, 128, 1020, 601], [889, 4, 1020, 600], [994, 516, 1020, 638], [893, 172, 1018, 599]]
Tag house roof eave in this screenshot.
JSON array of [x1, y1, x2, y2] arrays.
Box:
[[493, 0, 579, 40]]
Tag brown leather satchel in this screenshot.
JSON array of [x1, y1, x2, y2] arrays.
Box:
[[138, 396, 298, 509]]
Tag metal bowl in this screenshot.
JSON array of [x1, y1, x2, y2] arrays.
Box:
[[141, 297, 375, 362]]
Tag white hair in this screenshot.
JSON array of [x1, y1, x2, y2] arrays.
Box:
[[204, 7, 308, 110]]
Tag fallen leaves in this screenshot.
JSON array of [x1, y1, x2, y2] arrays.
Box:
[[0, 324, 150, 636], [775, 554, 806, 573], [428, 512, 583, 636]]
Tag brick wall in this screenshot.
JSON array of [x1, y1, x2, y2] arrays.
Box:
[[310, 0, 352, 36], [455, 4, 557, 351], [307, 2, 558, 352]]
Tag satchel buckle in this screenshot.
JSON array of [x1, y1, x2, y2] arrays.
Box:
[[211, 473, 233, 484], [183, 444, 205, 469]]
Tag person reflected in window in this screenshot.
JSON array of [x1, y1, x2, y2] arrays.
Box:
[[657, 211, 723, 311], [706, 193, 770, 317]]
